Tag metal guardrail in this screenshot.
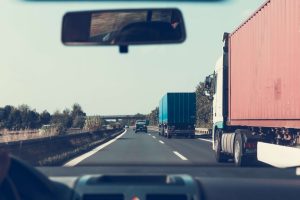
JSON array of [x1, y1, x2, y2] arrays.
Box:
[[147, 126, 211, 135], [0, 128, 112, 143], [0, 129, 121, 147], [195, 128, 212, 135], [147, 126, 159, 131]]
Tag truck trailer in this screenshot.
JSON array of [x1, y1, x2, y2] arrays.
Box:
[[159, 93, 196, 138], [205, 0, 300, 166]]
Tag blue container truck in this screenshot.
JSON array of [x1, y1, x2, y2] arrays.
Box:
[[159, 93, 196, 138]]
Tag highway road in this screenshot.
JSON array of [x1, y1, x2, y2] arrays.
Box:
[[65, 128, 234, 167]]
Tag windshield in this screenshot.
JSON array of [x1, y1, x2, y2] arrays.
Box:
[[2, 0, 299, 169]]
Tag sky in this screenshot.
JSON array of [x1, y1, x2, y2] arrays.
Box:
[[0, 0, 266, 115]]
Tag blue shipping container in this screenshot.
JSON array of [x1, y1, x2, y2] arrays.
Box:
[[159, 93, 196, 125]]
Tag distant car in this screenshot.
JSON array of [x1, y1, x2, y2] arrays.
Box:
[[135, 120, 147, 133], [124, 125, 129, 128]]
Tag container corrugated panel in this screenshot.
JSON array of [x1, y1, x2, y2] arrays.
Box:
[[228, 0, 300, 128], [159, 98, 163, 123], [159, 93, 196, 124]]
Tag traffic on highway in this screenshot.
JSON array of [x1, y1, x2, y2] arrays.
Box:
[[1, 0, 300, 200], [64, 128, 216, 167]]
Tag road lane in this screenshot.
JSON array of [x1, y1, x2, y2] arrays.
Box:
[[148, 130, 234, 166], [76, 128, 185, 166], [153, 132, 217, 164], [68, 128, 233, 167], [64, 130, 128, 167]]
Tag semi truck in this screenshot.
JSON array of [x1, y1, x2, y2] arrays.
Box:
[[205, 0, 300, 167], [159, 93, 196, 138]]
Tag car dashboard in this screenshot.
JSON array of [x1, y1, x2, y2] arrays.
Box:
[[52, 174, 198, 200], [42, 166, 300, 200]]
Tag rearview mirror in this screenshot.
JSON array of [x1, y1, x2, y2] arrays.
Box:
[[62, 9, 186, 53]]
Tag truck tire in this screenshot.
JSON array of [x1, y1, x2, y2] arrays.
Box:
[[214, 129, 228, 162], [233, 132, 247, 167]]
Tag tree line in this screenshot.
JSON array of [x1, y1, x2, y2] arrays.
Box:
[[0, 103, 86, 131], [146, 108, 159, 126], [195, 82, 212, 128], [1, 82, 213, 131]]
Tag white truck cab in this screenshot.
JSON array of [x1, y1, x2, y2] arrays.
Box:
[[212, 56, 224, 151]]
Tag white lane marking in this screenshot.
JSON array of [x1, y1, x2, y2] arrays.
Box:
[[63, 129, 127, 167], [159, 140, 165, 144], [148, 134, 151, 136], [152, 136, 156, 139], [198, 138, 212, 143], [173, 151, 188, 161]]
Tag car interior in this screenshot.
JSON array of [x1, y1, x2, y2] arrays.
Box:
[[0, 0, 300, 200]]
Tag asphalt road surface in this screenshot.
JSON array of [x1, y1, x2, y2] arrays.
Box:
[[65, 128, 234, 167]]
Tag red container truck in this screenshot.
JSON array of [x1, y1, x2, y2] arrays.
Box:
[[205, 0, 300, 167]]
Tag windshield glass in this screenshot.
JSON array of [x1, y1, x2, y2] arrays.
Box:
[[2, 0, 299, 169]]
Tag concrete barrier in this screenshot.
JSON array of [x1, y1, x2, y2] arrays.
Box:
[[0, 129, 124, 166]]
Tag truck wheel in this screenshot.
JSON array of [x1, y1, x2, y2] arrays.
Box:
[[214, 129, 228, 162], [234, 133, 247, 167]]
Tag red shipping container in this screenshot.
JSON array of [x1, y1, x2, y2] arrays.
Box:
[[228, 0, 300, 128]]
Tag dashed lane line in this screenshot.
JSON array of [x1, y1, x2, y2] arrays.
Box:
[[198, 138, 213, 143], [173, 151, 188, 161]]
